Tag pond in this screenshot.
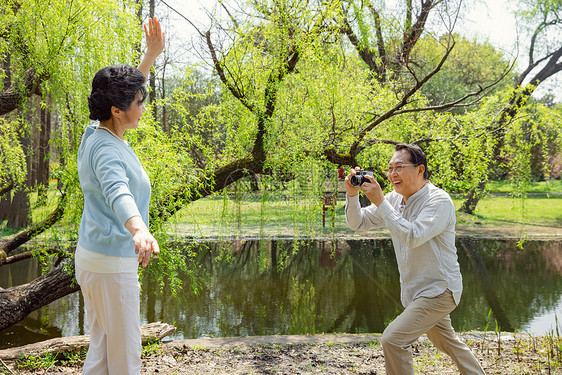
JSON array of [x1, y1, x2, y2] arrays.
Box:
[[1, 238, 561, 349]]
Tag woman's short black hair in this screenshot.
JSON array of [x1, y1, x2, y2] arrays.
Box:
[[395, 143, 429, 179], [88, 65, 146, 121]]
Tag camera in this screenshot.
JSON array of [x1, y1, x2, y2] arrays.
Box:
[[350, 171, 374, 187]]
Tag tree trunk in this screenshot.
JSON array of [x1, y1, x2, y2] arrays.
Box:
[[0, 195, 10, 222], [459, 181, 486, 215], [134, 0, 143, 63], [0, 267, 80, 331], [0, 68, 47, 116], [6, 111, 31, 229], [0, 56, 17, 223], [161, 57, 168, 132], [5, 189, 30, 229], [36, 96, 51, 205], [0, 322, 176, 360]]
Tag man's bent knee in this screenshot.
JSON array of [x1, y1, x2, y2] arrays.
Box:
[[381, 325, 401, 348]]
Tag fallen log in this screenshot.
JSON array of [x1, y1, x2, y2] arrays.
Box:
[[0, 322, 176, 361]]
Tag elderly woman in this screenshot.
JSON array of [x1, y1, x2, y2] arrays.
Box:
[[75, 17, 165, 374]]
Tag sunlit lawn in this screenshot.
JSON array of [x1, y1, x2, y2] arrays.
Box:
[[2, 180, 560, 239], [453, 179, 562, 229], [452, 195, 562, 227], [171, 191, 562, 238], [487, 179, 562, 194], [169, 195, 354, 238]]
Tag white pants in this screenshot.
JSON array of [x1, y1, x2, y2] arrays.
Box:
[[76, 266, 142, 375]]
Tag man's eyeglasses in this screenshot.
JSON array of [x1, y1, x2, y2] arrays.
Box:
[[387, 164, 419, 174]]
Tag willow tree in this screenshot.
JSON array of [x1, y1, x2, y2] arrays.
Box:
[[0, 0, 344, 331], [1, 0, 558, 333], [257, 0, 522, 206], [459, 0, 562, 213], [159, 0, 515, 201], [310, 0, 560, 209]]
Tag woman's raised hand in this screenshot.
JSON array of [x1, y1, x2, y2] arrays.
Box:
[[138, 17, 165, 79], [144, 17, 165, 58]]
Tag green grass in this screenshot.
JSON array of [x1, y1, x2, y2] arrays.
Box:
[[0, 180, 66, 234], [169, 194, 353, 238], [169, 191, 561, 238], [2, 179, 561, 240], [451, 179, 562, 231], [12, 348, 88, 371], [487, 179, 562, 194], [452, 195, 562, 228]]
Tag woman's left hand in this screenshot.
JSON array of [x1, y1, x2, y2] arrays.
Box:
[[134, 229, 160, 268], [125, 216, 160, 267]]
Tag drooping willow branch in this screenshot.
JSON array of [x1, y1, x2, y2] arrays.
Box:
[[206, 30, 256, 114], [152, 33, 300, 223]]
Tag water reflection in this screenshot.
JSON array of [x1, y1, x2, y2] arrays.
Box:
[[454, 238, 562, 333], [1, 238, 561, 349]]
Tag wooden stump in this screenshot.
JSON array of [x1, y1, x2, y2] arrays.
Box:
[[0, 322, 176, 361]]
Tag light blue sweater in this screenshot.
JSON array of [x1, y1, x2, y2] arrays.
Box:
[[77, 123, 151, 257]]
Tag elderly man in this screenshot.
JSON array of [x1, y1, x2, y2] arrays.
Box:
[[345, 143, 485, 375]]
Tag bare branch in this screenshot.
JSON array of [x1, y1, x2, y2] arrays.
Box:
[[412, 113, 530, 146], [516, 45, 561, 86], [160, 0, 205, 37], [349, 40, 456, 155], [219, 0, 240, 29], [0, 247, 73, 266], [205, 30, 256, 113], [400, 0, 434, 64], [525, 46, 562, 88], [365, 138, 401, 146], [395, 62, 514, 115]]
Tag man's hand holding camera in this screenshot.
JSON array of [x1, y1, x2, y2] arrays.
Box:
[[345, 167, 385, 206]]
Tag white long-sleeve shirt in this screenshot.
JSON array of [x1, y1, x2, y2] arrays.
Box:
[[345, 182, 463, 308]]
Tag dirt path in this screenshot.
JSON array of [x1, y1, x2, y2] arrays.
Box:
[[5, 332, 562, 374]]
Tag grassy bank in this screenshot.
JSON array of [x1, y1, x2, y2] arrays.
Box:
[[1, 180, 561, 239], [170, 181, 561, 239]]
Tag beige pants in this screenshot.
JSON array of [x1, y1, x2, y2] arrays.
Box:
[[76, 266, 142, 375], [381, 289, 485, 375]]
